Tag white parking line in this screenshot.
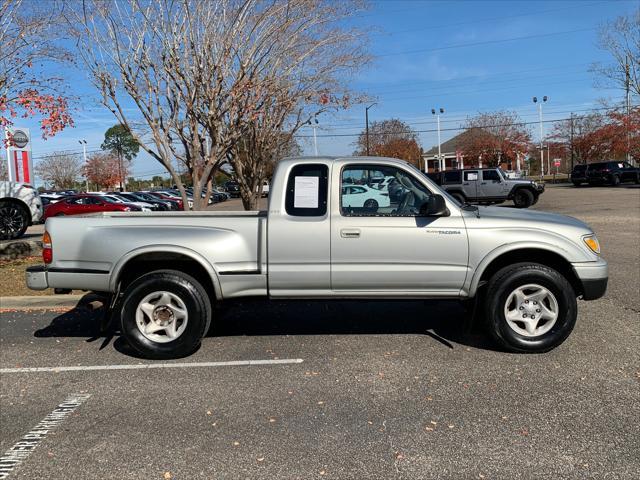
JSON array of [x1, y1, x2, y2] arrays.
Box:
[[0, 358, 304, 374], [0, 393, 90, 479]]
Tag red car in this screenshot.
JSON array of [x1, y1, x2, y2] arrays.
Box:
[[43, 194, 140, 220]]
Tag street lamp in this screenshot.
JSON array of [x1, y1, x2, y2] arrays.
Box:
[[365, 103, 376, 156], [431, 107, 444, 171], [533, 96, 548, 178], [78, 139, 88, 192], [307, 117, 319, 156]]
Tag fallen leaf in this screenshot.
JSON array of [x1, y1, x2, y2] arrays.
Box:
[[320, 470, 326, 476], [257, 457, 265, 462], [425, 427, 434, 432], [430, 420, 437, 425], [163, 472, 172, 480], [233, 441, 240, 446], [206, 410, 212, 415]]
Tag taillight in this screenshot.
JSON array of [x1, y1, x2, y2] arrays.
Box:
[[42, 231, 52, 264]]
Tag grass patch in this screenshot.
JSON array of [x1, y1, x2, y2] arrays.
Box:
[[0, 256, 55, 297]]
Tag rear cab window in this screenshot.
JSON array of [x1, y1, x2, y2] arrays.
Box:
[[482, 170, 500, 181], [443, 170, 461, 184], [285, 164, 328, 217]]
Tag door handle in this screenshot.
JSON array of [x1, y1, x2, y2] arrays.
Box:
[[463, 183, 470, 185], [340, 228, 360, 238], [481, 182, 487, 185]]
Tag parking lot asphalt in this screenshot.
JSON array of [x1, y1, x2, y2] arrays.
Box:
[[1, 184, 639, 479]]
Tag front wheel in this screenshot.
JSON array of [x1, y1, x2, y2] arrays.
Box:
[[450, 192, 466, 204], [363, 199, 378, 210], [572, 181, 581, 187], [119, 270, 212, 359], [513, 188, 534, 208], [0, 200, 29, 240], [484, 263, 577, 353], [610, 175, 620, 186]]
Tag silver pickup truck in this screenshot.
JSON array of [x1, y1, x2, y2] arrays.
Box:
[[26, 156, 608, 358]]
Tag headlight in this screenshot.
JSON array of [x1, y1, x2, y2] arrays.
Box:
[[583, 234, 600, 255], [123, 207, 131, 211]]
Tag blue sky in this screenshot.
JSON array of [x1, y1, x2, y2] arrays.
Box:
[[8, 0, 638, 182]]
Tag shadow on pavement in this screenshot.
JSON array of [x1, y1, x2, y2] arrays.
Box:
[[35, 296, 498, 357]]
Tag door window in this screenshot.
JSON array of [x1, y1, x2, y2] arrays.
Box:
[[340, 164, 432, 217], [464, 171, 479, 181], [482, 170, 500, 182]]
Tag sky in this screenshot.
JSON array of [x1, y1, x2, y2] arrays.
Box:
[[6, 0, 639, 183]]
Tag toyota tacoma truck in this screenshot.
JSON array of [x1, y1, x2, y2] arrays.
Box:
[[26, 157, 607, 358], [427, 168, 544, 208]]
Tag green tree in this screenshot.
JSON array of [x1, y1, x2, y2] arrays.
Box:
[[101, 124, 140, 190]]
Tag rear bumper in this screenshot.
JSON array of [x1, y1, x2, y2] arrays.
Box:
[[572, 259, 608, 300], [26, 265, 48, 290]]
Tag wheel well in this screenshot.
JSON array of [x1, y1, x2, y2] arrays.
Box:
[[0, 198, 31, 223], [478, 248, 582, 296], [447, 189, 466, 199], [117, 252, 217, 300]]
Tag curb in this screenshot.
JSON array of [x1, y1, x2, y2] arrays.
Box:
[[0, 293, 105, 311]]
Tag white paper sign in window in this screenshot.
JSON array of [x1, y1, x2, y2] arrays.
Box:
[[467, 172, 478, 181], [294, 176, 319, 208]]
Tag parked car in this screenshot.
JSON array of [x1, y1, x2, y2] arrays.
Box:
[[134, 191, 178, 210], [157, 190, 193, 209], [91, 192, 156, 211], [223, 181, 240, 198], [110, 192, 169, 211], [0, 181, 43, 239], [586, 161, 640, 186], [261, 181, 270, 197], [146, 191, 184, 210], [341, 184, 390, 210], [570, 164, 590, 187], [427, 168, 545, 208], [43, 194, 141, 219], [27, 156, 607, 359]]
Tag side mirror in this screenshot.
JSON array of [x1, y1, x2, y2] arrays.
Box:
[[419, 194, 449, 217]]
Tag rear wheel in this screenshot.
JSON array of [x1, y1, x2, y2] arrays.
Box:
[[610, 175, 620, 186], [513, 188, 534, 208], [484, 263, 577, 353], [119, 270, 212, 359], [0, 200, 29, 240], [450, 192, 466, 204], [363, 199, 378, 210], [572, 181, 581, 187]]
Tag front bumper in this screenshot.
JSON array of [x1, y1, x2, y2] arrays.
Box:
[[26, 265, 48, 290], [572, 258, 608, 300]]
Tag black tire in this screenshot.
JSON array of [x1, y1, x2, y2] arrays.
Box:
[[363, 199, 378, 209], [512, 188, 534, 208], [572, 181, 581, 187], [635, 174, 640, 184], [610, 175, 620, 186], [0, 200, 29, 240], [450, 192, 466, 204], [119, 269, 212, 359], [484, 263, 577, 353]]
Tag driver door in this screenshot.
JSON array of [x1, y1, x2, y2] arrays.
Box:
[[330, 162, 469, 294]]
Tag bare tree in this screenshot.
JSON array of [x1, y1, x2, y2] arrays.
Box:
[[69, 0, 369, 210], [0, 0, 73, 145], [34, 151, 82, 189], [459, 111, 531, 167], [590, 8, 639, 98]]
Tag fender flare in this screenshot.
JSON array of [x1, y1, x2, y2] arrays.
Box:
[[466, 241, 576, 297], [109, 244, 223, 300]]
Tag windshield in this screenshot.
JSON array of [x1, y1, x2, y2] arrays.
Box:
[[101, 195, 121, 204]]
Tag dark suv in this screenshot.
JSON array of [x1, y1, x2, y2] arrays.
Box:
[[586, 161, 639, 186], [570, 164, 589, 186], [224, 181, 240, 198]]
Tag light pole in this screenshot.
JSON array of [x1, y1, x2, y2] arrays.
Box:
[[431, 108, 444, 171], [365, 103, 376, 156], [79, 139, 88, 192], [307, 117, 319, 156], [533, 96, 548, 178]]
